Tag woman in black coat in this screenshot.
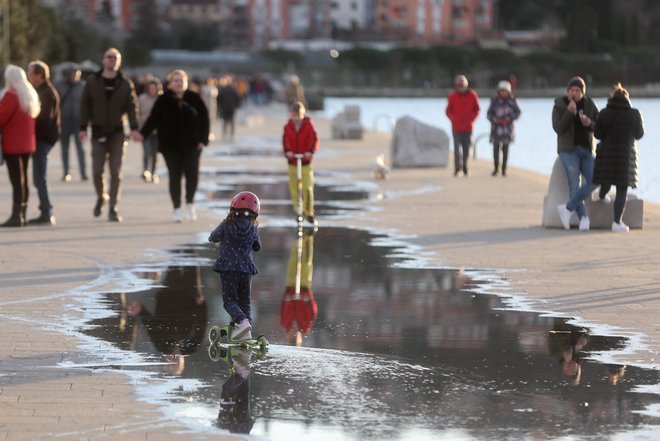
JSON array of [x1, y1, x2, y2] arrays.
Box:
[[593, 83, 644, 232], [140, 69, 210, 222]]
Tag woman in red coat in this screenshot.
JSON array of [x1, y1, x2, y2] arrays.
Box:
[[0, 65, 40, 227]]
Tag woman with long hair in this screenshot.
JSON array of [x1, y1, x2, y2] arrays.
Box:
[[0, 65, 40, 227], [140, 69, 209, 222], [593, 82, 645, 232]]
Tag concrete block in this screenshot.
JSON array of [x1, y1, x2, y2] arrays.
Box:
[[390, 116, 449, 168], [331, 105, 363, 139], [542, 157, 643, 229]]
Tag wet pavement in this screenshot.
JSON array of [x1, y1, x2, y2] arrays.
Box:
[[49, 140, 660, 439], [77, 224, 660, 440]]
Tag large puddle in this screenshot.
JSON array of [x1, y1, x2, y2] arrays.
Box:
[[78, 225, 660, 440], [64, 138, 660, 439]]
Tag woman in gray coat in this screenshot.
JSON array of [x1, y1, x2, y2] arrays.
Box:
[[593, 83, 644, 232]]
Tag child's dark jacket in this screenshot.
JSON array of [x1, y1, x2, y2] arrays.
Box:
[[209, 219, 261, 275]]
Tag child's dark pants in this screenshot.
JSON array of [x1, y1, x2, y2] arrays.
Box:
[[220, 271, 252, 324]]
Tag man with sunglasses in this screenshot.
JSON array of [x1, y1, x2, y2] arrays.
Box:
[[80, 48, 141, 222]]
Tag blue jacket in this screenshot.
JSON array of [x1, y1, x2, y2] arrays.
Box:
[[209, 219, 261, 275]]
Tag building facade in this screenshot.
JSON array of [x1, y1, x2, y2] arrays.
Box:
[[374, 0, 495, 44]]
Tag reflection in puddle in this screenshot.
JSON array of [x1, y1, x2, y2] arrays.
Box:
[[79, 227, 660, 440], [198, 169, 372, 220]]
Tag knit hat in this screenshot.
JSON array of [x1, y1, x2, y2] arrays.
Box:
[[497, 80, 512, 93], [567, 76, 586, 94]]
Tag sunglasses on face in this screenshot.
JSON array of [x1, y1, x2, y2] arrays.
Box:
[[105, 54, 117, 60]]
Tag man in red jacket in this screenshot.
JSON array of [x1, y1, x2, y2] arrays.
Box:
[[283, 101, 319, 225], [445, 75, 480, 176]]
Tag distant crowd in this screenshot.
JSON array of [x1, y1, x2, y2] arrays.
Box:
[[0, 46, 308, 227]]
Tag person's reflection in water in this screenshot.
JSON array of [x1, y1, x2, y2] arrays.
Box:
[[604, 364, 626, 385], [217, 350, 254, 434], [280, 229, 317, 346], [549, 327, 589, 385], [127, 265, 207, 375]]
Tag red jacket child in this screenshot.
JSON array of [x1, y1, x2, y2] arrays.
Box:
[[280, 287, 318, 334], [0, 90, 36, 155], [282, 116, 319, 166]]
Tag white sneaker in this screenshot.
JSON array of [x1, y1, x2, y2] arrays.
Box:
[[556, 204, 572, 230], [612, 221, 629, 233], [601, 194, 612, 203], [186, 203, 197, 221], [578, 216, 590, 231], [233, 320, 252, 340], [173, 208, 184, 223]]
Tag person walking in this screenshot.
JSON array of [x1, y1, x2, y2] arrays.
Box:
[[553, 76, 599, 231], [0, 65, 40, 227], [593, 83, 644, 232], [55, 64, 87, 182], [486, 80, 521, 177], [27, 60, 60, 225], [284, 74, 305, 108], [208, 191, 262, 341], [138, 77, 162, 184], [79, 48, 141, 223], [283, 101, 319, 225], [140, 69, 210, 222], [217, 75, 240, 141], [445, 74, 480, 177]]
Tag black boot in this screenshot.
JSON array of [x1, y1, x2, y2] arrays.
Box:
[[28, 211, 56, 225], [1, 204, 24, 227]]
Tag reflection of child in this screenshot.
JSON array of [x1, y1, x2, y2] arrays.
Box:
[[217, 361, 254, 434], [209, 192, 261, 340], [280, 232, 317, 345], [283, 101, 319, 224]]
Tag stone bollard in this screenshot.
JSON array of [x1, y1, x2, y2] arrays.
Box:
[[331, 105, 363, 139], [390, 116, 449, 168], [542, 157, 644, 229]]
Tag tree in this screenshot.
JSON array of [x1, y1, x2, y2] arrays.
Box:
[[0, 0, 53, 66]]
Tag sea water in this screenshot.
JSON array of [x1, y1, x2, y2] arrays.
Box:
[[325, 97, 659, 204]]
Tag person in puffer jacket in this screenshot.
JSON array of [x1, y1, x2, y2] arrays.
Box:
[[446, 74, 480, 177], [593, 82, 644, 233], [283, 101, 319, 225]]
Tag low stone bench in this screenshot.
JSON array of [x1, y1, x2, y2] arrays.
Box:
[[541, 157, 643, 229], [390, 116, 449, 168], [331, 105, 363, 139]]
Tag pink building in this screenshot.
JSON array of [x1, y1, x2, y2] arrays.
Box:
[[374, 0, 495, 45]]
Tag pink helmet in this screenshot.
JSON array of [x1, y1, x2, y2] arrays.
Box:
[[230, 191, 260, 215]]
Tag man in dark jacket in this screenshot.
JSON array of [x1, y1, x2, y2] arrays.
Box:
[[552, 76, 599, 231], [79, 48, 141, 222], [27, 60, 61, 225]]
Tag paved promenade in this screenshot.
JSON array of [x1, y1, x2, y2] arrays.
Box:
[[1, 104, 659, 439]]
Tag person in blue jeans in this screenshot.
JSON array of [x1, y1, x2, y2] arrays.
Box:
[[209, 192, 261, 340], [552, 76, 599, 231], [27, 60, 61, 226]]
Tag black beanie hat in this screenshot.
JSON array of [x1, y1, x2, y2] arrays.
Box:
[[567, 76, 586, 94]]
